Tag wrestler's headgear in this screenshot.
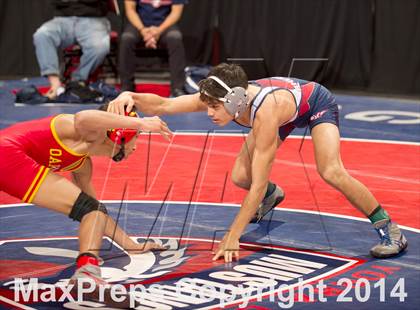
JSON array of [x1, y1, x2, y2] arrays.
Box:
[[107, 111, 139, 162], [204, 76, 249, 119]]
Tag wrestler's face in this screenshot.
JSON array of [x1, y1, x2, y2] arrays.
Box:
[[122, 136, 138, 158], [206, 101, 233, 126]]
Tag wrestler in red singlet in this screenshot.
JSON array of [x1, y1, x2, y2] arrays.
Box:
[[0, 114, 88, 203]]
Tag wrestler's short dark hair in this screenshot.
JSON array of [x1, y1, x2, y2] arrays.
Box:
[[198, 63, 248, 104]]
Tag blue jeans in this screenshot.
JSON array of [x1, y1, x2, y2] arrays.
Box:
[[33, 17, 110, 81]]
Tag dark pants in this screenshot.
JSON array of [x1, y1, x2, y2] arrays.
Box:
[[119, 23, 186, 92]]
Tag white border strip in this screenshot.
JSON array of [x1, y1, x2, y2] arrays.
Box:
[[0, 295, 35, 310], [1, 201, 419, 234]]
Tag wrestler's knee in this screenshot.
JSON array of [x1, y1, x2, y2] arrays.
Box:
[[231, 165, 251, 189], [318, 164, 348, 186], [69, 192, 108, 222]]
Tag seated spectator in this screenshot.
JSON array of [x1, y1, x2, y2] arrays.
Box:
[[119, 0, 187, 97], [33, 0, 111, 99]]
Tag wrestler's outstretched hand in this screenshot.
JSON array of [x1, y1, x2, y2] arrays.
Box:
[[137, 116, 172, 141], [108, 92, 136, 115]]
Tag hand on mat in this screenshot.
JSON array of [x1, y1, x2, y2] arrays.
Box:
[[138, 116, 173, 141], [108, 92, 135, 115], [212, 234, 240, 263], [126, 241, 166, 254]]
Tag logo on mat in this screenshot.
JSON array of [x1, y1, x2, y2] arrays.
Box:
[[0, 237, 359, 309]]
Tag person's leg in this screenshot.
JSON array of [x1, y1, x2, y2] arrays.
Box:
[[31, 171, 155, 252], [29, 171, 117, 289], [311, 123, 407, 257], [73, 17, 110, 82], [159, 25, 186, 93], [33, 17, 75, 98], [119, 23, 142, 91], [30, 171, 115, 292], [311, 123, 379, 214], [31, 172, 107, 256]]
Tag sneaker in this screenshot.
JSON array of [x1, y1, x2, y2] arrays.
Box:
[[370, 220, 408, 258], [69, 264, 136, 308], [250, 185, 285, 223], [65, 80, 102, 102], [89, 81, 120, 100], [69, 264, 106, 301]]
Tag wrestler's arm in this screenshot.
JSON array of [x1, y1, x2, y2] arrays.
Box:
[[228, 91, 296, 234], [212, 91, 296, 262], [108, 92, 207, 116], [73, 110, 171, 141], [211, 109, 279, 262]]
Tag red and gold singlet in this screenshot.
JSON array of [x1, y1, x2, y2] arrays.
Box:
[[0, 114, 88, 203]]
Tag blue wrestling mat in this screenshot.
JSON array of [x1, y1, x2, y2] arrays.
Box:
[[0, 202, 419, 309], [0, 77, 419, 309]]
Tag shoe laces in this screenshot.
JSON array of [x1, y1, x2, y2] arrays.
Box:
[[376, 224, 392, 246]]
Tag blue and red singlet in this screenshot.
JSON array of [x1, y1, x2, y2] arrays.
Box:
[[247, 77, 339, 140]]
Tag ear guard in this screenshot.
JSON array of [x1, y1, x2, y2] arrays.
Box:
[[107, 111, 139, 145], [107, 111, 139, 162], [207, 76, 249, 118]]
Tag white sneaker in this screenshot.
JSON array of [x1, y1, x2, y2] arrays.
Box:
[[370, 220, 408, 258], [69, 264, 135, 308]]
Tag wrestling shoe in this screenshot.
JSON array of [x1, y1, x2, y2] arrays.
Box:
[[70, 263, 107, 297], [70, 264, 136, 308], [250, 185, 285, 223], [370, 220, 408, 258]]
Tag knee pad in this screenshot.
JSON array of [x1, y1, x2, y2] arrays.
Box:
[[69, 192, 108, 222]]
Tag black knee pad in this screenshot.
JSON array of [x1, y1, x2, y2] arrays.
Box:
[[69, 192, 108, 222]]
